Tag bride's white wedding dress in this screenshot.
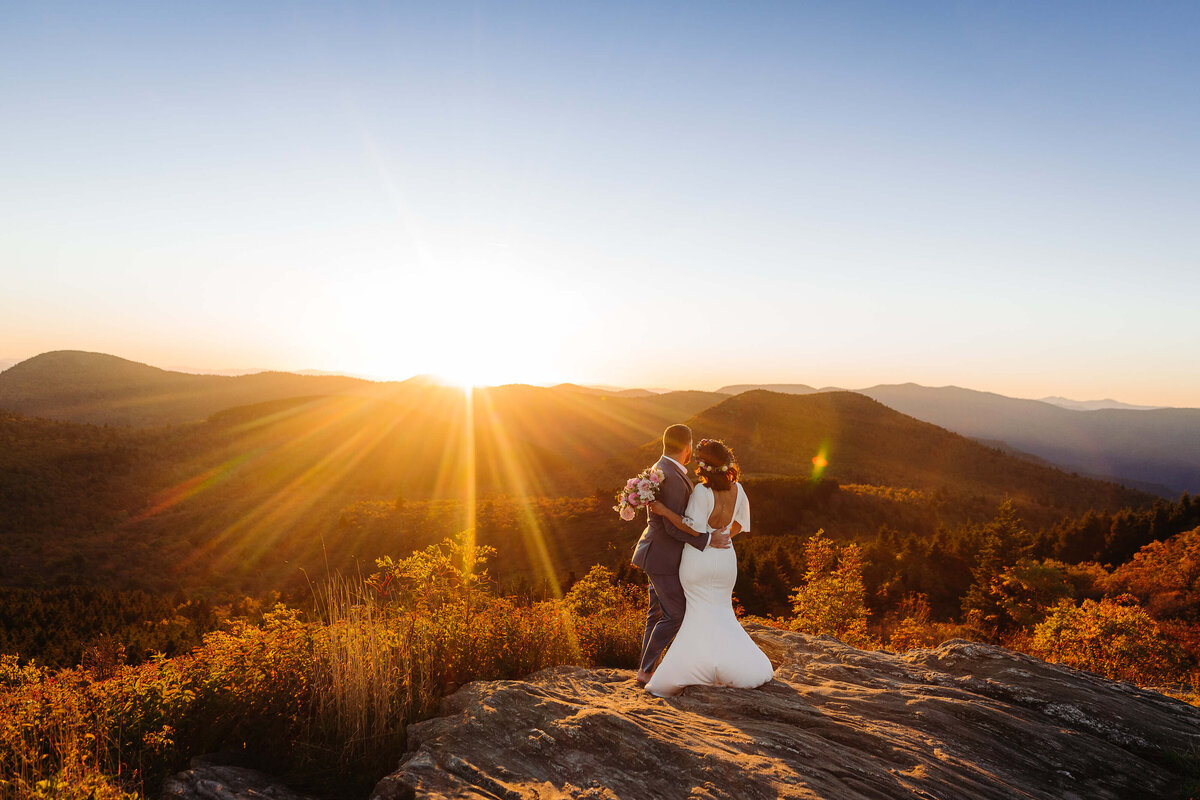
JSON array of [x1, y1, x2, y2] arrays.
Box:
[[646, 482, 775, 697]]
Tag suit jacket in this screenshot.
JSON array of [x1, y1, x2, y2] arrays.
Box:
[[631, 456, 710, 573]]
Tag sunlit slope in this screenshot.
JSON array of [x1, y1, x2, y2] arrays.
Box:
[[128, 388, 697, 589], [673, 390, 1149, 516], [0, 383, 720, 593]]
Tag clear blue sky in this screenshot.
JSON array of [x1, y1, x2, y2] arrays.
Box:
[[2, 1, 1198, 404]]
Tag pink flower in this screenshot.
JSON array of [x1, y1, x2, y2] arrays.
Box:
[[620, 505, 636, 521], [626, 478, 638, 489]]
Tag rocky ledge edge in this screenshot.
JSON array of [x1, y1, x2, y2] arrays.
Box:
[[164, 625, 1200, 800]]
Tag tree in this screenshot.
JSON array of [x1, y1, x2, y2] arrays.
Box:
[[788, 530, 871, 647], [994, 559, 1074, 628], [962, 500, 1036, 633]]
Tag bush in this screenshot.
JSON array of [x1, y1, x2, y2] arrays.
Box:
[[565, 566, 644, 668], [0, 605, 311, 799], [886, 594, 936, 652], [1030, 596, 1188, 686]]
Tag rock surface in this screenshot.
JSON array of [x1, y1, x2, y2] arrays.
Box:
[[161, 763, 318, 800], [371, 625, 1200, 800]]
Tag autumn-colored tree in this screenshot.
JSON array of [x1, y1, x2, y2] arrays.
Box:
[[1104, 526, 1200, 621], [788, 530, 872, 647]]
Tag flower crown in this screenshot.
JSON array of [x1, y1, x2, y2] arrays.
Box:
[[695, 438, 734, 472]]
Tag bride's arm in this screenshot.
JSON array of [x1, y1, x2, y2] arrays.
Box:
[[730, 484, 750, 538]]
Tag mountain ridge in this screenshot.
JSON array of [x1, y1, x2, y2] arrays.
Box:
[[5, 351, 1195, 496]]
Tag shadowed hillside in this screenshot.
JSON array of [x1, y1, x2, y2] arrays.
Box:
[[664, 390, 1150, 524], [716, 382, 1200, 495]]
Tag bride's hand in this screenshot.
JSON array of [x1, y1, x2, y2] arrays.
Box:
[[649, 500, 666, 515]]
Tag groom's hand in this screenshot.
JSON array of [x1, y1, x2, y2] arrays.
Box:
[[709, 531, 732, 549]]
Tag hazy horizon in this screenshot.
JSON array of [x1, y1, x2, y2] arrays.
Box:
[[0, 348, 1186, 408], [4, 2, 1199, 406]]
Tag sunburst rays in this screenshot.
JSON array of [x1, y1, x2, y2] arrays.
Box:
[[123, 382, 668, 614]]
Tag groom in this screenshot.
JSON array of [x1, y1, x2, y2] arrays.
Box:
[[631, 423, 732, 685]]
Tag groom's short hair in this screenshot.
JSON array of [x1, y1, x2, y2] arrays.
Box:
[[662, 424, 692, 454]]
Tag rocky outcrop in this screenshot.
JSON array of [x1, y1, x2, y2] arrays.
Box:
[[371, 625, 1200, 800]]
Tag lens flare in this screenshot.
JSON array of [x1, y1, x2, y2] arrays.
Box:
[[811, 442, 830, 482]]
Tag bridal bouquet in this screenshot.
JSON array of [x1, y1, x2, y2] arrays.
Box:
[[613, 466, 665, 521]]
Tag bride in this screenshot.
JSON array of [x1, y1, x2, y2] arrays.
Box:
[[645, 438, 774, 697]]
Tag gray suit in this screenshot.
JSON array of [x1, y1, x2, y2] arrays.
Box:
[[631, 455, 711, 674]]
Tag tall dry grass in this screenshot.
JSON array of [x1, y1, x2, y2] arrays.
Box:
[[305, 576, 407, 775], [0, 537, 647, 799]]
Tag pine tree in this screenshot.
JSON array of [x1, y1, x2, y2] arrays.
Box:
[[961, 500, 1036, 633]]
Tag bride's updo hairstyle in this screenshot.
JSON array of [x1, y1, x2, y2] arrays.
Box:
[[694, 438, 739, 490]]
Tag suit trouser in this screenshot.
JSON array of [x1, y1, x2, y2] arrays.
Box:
[[640, 570, 686, 674]]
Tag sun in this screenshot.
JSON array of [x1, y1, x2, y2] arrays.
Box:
[[432, 367, 485, 390], [325, 256, 572, 388]]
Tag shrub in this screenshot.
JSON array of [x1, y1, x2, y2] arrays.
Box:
[[887, 594, 936, 652], [1030, 596, 1188, 686], [0, 538, 594, 798], [565, 566, 644, 667]]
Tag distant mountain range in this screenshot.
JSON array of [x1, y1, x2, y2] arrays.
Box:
[[856, 384, 1199, 497], [718, 383, 840, 395], [0, 351, 389, 426], [1037, 396, 1162, 411], [3, 353, 1197, 495], [552, 383, 659, 399], [717, 383, 1168, 411], [709, 382, 1197, 496]]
